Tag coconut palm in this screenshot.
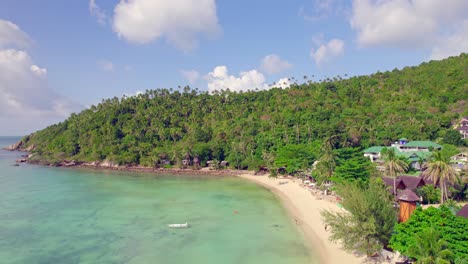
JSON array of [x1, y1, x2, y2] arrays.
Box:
[[408, 227, 453, 264], [382, 148, 408, 196], [425, 152, 458, 204]]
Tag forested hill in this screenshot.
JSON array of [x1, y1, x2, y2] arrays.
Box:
[[18, 54, 468, 169]]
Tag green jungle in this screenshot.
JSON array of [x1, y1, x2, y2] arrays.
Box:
[[20, 53, 467, 173]]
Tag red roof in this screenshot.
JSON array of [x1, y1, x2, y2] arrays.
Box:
[[457, 204, 468, 218], [399, 175, 426, 190]]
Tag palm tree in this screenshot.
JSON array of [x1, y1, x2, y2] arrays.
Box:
[[426, 152, 458, 204], [383, 148, 408, 196], [408, 227, 453, 264]]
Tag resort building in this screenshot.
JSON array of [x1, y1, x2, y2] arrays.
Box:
[[455, 116, 468, 139], [363, 139, 441, 171]]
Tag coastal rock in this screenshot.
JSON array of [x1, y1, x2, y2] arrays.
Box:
[[60, 160, 77, 167], [100, 160, 120, 168], [3, 141, 24, 151]]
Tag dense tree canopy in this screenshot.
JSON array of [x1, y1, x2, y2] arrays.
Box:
[[20, 54, 468, 170], [389, 206, 468, 262]]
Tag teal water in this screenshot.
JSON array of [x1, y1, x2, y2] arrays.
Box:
[[0, 137, 314, 264]]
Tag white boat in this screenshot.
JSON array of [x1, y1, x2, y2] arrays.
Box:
[[168, 222, 190, 228]]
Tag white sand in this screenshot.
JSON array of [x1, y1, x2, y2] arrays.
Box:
[[238, 173, 365, 264]]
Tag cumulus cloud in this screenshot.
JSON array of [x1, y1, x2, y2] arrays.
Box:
[[112, 0, 221, 51], [205, 66, 290, 93], [310, 38, 345, 65], [430, 21, 468, 60], [0, 19, 82, 135], [97, 60, 114, 71], [206, 66, 267, 93], [0, 49, 81, 119], [89, 0, 107, 25], [270, 78, 291, 89], [0, 19, 31, 48], [181, 69, 200, 84], [260, 54, 292, 75], [350, 0, 468, 58]]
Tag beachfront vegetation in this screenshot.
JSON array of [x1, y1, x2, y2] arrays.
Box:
[[382, 147, 409, 194], [389, 206, 468, 263], [19, 54, 467, 172], [321, 179, 397, 256], [426, 152, 459, 203], [406, 227, 453, 264]]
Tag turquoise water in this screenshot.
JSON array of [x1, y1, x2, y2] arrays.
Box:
[[0, 137, 314, 264]]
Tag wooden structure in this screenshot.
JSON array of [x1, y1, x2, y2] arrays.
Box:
[[397, 189, 420, 223]]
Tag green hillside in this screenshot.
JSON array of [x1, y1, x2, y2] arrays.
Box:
[[19, 53, 468, 169]]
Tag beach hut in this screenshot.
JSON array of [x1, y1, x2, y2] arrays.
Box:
[[397, 189, 420, 223]]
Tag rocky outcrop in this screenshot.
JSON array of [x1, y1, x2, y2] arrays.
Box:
[[3, 140, 24, 151], [2, 140, 35, 152]]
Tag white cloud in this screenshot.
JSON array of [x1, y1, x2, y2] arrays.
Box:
[[205, 66, 290, 93], [0, 19, 31, 48], [0, 49, 81, 119], [89, 0, 107, 25], [260, 54, 292, 75], [270, 78, 291, 89], [30, 65, 47, 77], [181, 69, 200, 84], [112, 0, 221, 51], [310, 38, 345, 65], [430, 21, 468, 60], [350, 0, 468, 58], [97, 60, 114, 71], [0, 20, 82, 135]]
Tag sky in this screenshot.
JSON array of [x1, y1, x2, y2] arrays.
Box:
[[0, 0, 467, 136]]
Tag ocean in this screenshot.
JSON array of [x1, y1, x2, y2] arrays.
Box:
[[0, 137, 314, 264]]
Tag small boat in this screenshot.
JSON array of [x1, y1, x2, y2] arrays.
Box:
[[168, 222, 190, 228]]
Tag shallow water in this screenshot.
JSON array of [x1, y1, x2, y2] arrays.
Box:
[[0, 137, 314, 264]]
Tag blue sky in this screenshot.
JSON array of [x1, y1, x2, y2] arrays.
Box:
[[0, 0, 467, 136]]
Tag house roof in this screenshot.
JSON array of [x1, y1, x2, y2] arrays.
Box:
[[399, 137, 408, 141], [403, 141, 442, 149], [382, 176, 404, 187], [399, 151, 433, 162], [398, 175, 426, 190], [456, 204, 468, 218], [382, 177, 406, 194], [451, 153, 468, 158], [397, 189, 420, 202], [363, 146, 386, 153]]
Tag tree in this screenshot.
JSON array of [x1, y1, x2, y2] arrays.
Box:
[[314, 138, 337, 182], [407, 227, 453, 264], [389, 206, 468, 262], [426, 152, 459, 203], [332, 153, 372, 186], [442, 130, 465, 146], [321, 179, 397, 256], [382, 147, 408, 195]]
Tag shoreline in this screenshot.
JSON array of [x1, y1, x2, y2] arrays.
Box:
[[237, 173, 365, 264]]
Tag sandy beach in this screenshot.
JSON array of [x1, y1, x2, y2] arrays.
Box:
[[238, 173, 365, 264]]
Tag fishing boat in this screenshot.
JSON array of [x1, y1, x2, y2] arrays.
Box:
[[168, 222, 190, 228]]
